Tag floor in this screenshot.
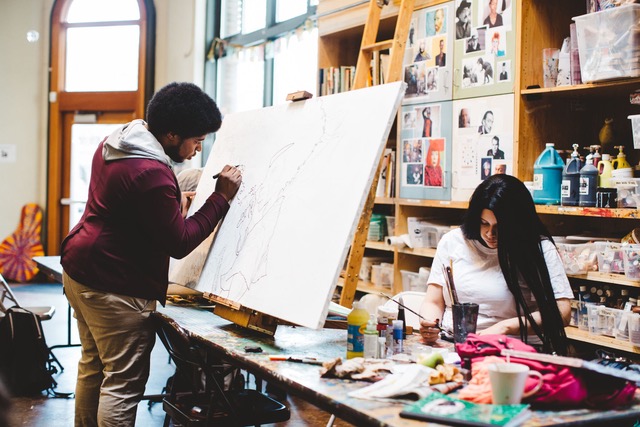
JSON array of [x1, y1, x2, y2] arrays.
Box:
[[6, 280, 356, 427]]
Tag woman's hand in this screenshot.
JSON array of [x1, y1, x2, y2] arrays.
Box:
[[181, 191, 196, 217], [419, 318, 441, 345]]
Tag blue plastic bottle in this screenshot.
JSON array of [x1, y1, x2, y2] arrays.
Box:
[[561, 144, 582, 206], [533, 143, 564, 205], [579, 145, 598, 207]]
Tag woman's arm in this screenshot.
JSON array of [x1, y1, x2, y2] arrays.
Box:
[[418, 284, 446, 344], [477, 297, 572, 336]]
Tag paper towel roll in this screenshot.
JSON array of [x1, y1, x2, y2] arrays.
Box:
[[386, 234, 413, 248]]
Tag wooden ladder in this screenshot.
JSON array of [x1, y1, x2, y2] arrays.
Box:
[[339, 0, 415, 308]]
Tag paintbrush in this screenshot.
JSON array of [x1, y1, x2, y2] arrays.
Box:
[[380, 292, 426, 320], [446, 265, 459, 305], [268, 355, 325, 366]]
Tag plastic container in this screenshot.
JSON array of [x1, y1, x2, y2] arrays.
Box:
[[557, 242, 598, 275], [407, 218, 454, 248], [400, 270, 425, 292], [595, 241, 625, 274], [629, 115, 640, 150], [371, 263, 394, 288], [628, 313, 640, 346], [532, 143, 564, 205], [386, 216, 396, 237], [368, 214, 387, 242], [597, 153, 613, 188], [561, 152, 582, 206], [622, 244, 640, 280], [347, 301, 370, 359], [579, 161, 598, 207], [611, 178, 640, 208], [573, 5, 640, 83]]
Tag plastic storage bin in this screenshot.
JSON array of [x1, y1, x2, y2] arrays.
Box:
[[595, 241, 625, 274], [628, 313, 640, 346], [622, 244, 640, 279], [573, 5, 640, 83], [610, 178, 640, 208], [371, 263, 394, 288], [400, 270, 427, 292], [630, 114, 640, 150], [407, 218, 454, 248], [556, 242, 598, 275]]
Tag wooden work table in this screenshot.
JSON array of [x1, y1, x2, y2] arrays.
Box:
[[159, 304, 640, 427]]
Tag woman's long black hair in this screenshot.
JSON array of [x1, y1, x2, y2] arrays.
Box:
[[461, 174, 568, 355]]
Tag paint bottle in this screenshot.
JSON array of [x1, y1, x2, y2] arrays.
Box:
[[346, 301, 369, 359], [561, 144, 582, 206], [612, 145, 631, 170], [532, 143, 564, 205], [392, 319, 404, 354], [597, 153, 614, 188], [579, 146, 598, 207], [363, 315, 378, 359]]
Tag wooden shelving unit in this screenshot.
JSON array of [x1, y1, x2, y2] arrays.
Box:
[[319, 0, 640, 355], [566, 327, 639, 354]]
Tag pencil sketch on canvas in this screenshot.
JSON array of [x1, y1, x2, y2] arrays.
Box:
[[169, 82, 405, 329]]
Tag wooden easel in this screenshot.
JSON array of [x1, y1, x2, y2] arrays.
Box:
[[339, 0, 415, 308]]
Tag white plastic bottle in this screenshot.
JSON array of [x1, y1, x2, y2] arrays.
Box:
[[363, 314, 378, 359]]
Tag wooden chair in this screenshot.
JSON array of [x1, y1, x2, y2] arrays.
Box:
[[0, 273, 63, 372], [151, 311, 290, 426]]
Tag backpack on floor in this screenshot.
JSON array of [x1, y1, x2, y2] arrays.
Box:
[[0, 307, 57, 396]]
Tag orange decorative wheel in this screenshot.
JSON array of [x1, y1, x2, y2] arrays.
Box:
[[0, 204, 45, 282]]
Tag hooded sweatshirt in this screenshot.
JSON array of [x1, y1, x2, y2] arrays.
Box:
[[61, 120, 229, 302]]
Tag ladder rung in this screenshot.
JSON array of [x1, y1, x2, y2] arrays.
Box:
[[362, 40, 393, 52]]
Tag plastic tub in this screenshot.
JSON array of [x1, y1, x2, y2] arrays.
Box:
[[629, 114, 640, 150], [400, 270, 427, 292], [594, 241, 625, 274], [573, 5, 640, 82], [556, 242, 598, 275], [628, 313, 640, 346], [622, 244, 640, 279]]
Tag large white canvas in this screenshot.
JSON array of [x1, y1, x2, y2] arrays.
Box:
[[170, 82, 405, 329]]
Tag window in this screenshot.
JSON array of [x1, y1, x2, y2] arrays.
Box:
[[207, 0, 318, 116], [63, 0, 143, 92]]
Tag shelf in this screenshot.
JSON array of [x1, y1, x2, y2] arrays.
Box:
[[565, 326, 639, 354], [336, 276, 391, 295], [398, 247, 437, 258], [374, 197, 395, 205], [365, 240, 394, 252], [396, 199, 469, 209], [535, 205, 640, 219], [521, 78, 640, 99]]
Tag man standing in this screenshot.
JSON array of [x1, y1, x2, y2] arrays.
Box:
[[61, 82, 242, 426]]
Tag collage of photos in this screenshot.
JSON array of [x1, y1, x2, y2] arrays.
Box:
[[456, 0, 513, 89], [452, 94, 514, 192], [403, 4, 452, 103], [401, 104, 447, 188]]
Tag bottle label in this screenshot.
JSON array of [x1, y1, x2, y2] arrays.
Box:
[[347, 324, 364, 353], [561, 179, 571, 197], [533, 174, 543, 190], [579, 176, 591, 195]]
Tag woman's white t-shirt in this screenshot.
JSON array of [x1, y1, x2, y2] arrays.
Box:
[[428, 228, 574, 336]]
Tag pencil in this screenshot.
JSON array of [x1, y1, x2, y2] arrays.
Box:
[[212, 164, 241, 179]]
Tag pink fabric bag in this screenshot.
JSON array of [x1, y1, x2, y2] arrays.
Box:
[[455, 334, 637, 409]]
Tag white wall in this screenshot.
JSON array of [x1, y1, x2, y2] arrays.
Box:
[[0, 0, 205, 249]]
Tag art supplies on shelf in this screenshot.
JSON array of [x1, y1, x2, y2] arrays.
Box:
[[400, 392, 531, 427]]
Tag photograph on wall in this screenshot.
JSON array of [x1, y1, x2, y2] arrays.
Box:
[[403, 3, 454, 104], [413, 104, 442, 138], [424, 138, 445, 187], [400, 101, 453, 200], [487, 27, 506, 57], [479, 0, 513, 31], [452, 94, 514, 200], [453, 0, 515, 99], [461, 55, 495, 87], [497, 60, 510, 81], [455, 0, 472, 40], [465, 27, 486, 53]]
